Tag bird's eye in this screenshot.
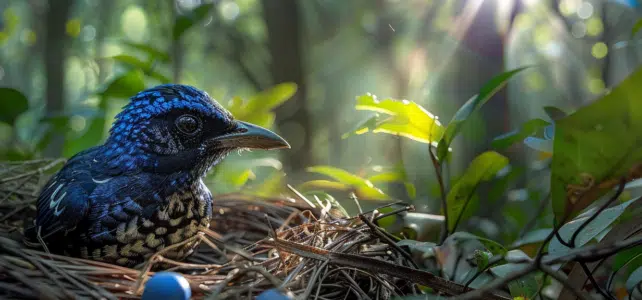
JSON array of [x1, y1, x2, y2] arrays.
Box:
[[176, 115, 200, 135]]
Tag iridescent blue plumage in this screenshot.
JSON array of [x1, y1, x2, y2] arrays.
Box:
[[24, 84, 289, 267]]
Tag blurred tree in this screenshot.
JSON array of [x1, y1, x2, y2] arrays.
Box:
[[261, 0, 313, 175], [44, 0, 74, 157]]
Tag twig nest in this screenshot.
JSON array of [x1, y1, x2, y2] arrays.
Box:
[[142, 272, 191, 300]]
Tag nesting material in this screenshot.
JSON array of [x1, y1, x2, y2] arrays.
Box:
[[0, 160, 427, 300]]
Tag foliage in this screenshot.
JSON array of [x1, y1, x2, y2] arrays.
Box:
[[343, 94, 445, 144], [300, 166, 389, 200], [334, 65, 642, 299], [0, 88, 29, 125], [436, 67, 529, 160], [172, 3, 214, 41], [446, 151, 508, 232], [2, 1, 642, 298], [550, 67, 642, 223]]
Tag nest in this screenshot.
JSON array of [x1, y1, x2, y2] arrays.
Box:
[[0, 159, 430, 300]]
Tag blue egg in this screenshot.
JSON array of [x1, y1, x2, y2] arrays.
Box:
[[142, 272, 191, 300], [257, 289, 291, 300]]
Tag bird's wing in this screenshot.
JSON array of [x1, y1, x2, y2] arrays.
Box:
[[25, 147, 116, 245]]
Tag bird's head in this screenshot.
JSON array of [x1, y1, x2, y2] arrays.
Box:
[[103, 84, 289, 178]]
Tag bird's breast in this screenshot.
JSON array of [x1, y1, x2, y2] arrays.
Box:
[[83, 183, 213, 267]]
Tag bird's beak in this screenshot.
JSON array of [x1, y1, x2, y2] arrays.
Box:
[[213, 121, 290, 150]]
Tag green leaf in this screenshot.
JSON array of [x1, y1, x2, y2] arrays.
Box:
[[632, 18, 642, 38], [492, 119, 550, 150], [305, 166, 389, 200], [437, 67, 529, 159], [121, 41, 171, 62], [369, 171, 404, 182], [172, 3, 213, 41], [353, 93, 445, 144], [307, 166, 372, 186], [548, 197, 640, 255], [550, 66, 642, 223], [109, 54, 148, 69], [447, 151, 509, 231], [0, 88, 29, 125], [99, 69, 146, 99], [108, 55, 171, 84], [613, 246, 642, 274], [298, 180, 351, 192], [626, 265, 642, 292], [245, 82, 297, 113]]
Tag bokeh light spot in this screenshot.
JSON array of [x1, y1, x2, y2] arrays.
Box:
[[533, 25, 553, 49], [586, 17, 603, 36], [219, 1, 240, 21], [82, 25, 96, 42], [559, 0, 577, 16], [70, 115, 87, 132], [591, 42, 608, 59], [121, 5, 148, 42], [525, 72, 545, 91], [588, 78, 605, 94], [577, 2, 593, 19], [66, 19, 82, 37]]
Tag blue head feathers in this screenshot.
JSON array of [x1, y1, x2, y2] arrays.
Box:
[[100, 84, 289, 178]]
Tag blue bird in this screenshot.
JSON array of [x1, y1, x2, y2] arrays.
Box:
[[23, 84, 290, 267]]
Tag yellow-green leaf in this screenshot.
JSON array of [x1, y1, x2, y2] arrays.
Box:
[[305, 166, 389, 200], [298, 180, 351, 192], [246, 82, 297, 113], [307, 165, 373, 187], [353, 93, 444, 144], [447, 151, 509, 231]]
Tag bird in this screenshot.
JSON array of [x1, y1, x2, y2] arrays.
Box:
[[23, 84, 290, 267]]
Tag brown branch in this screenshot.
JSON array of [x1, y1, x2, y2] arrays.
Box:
[[262, 238, 510, 300]]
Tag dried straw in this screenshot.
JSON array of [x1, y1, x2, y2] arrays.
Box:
[[0, 159, 448, 300]]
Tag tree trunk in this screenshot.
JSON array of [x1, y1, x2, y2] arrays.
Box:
[[261, 0, 312, 175], [171, 0, 183, 83], [95, 0, 115, 84], [44, 0, 74, 158]]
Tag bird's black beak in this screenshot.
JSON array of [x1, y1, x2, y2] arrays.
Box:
[[213, 121, 290, 150]]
